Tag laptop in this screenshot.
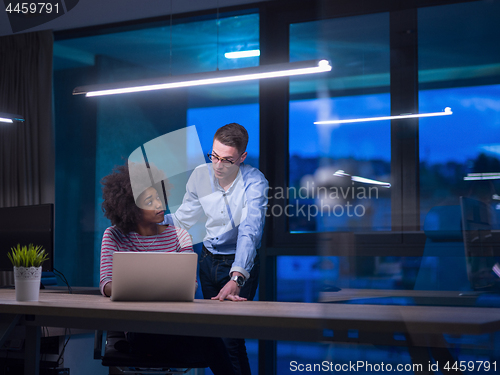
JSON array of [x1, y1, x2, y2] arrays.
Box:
[[111, 252, 198, 302]]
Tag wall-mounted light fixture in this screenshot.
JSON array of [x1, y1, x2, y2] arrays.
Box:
[[315, 107, 453, 125], [0, 112, 25, 123], [73, 59, 332, 97]]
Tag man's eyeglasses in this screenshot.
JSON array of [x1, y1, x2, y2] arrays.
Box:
[[207, 153, 241, 165]]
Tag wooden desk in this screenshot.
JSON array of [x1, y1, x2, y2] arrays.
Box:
[[2, 289, 500, 374]]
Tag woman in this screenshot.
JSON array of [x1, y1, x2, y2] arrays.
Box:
[[100, 162, 193, 297], [99, 162, 235, 375]]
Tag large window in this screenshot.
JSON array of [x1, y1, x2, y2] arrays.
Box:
[[288, 13, 391, 233], [51, 2, 500, 373], [418, 1, 500, 227], [54, 11, 260, 375], [188, 103, 260, 168], [53, 12, 260, 286]]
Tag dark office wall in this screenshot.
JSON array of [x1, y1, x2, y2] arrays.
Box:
[[54, 66, 97, 286]]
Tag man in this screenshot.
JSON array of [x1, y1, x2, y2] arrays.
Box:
[[162, 123, 268, 375]]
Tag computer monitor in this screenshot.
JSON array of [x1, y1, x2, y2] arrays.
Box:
[[0, 204, 54, 272], [460, 196, 499, 291]]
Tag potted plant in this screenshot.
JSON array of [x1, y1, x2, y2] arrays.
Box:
[[7, 244, 49, 301]]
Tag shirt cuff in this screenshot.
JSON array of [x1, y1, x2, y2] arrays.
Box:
[[100, 279, 111, 297], [229, 266, 250, 280]]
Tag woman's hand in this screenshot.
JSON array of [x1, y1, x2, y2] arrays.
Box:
[[104, 282, 112, 297]]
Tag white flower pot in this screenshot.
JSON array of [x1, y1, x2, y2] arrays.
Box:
[[14, 266, 42, 301]]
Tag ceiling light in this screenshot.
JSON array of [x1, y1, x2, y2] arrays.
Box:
[[0, 112, 24, 123], [224, 50, 261, 59], [493, 263, 500, 278], [333, 170, 391, 188], [73, 59, 332, 97], [464, 172, 500, 181], [315, 107, 452, 125]]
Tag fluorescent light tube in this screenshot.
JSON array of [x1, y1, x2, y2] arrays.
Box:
[[464, 172, 500, 181], [315, 107, 453, 125], [333, 170, 391, 188], [73, 60, 331, 97], [0, 112, 24, 123], [333, 170, 350, 177], [351, 176, 391, 187], [224, 50, 261, 59]]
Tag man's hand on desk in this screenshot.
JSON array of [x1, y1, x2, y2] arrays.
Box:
[[212, 272, 247, 302]]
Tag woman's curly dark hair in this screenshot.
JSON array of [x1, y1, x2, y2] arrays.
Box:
[[101, 163, 168, 234]]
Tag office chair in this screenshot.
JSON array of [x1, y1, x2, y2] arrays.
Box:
[[405, 203, 497, 374], [413, 204, 471, 291], [94, 331, 209, 375]]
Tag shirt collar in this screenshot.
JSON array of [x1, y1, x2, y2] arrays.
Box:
[[214, 166, 242, 193]]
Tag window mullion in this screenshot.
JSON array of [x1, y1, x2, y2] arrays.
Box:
[[390, 8, 420, 232]]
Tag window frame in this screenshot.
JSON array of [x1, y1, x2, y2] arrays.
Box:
[[259, 0, 476, 256]]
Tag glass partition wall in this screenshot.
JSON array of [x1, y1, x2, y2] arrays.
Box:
[[53, 11, 260, 374], [54, 9, 260, 284], [418, 1, 500, 226], [265, 1, 500, 373], [52, 1, 500, 374], [288, 13, 391, 234], [269, 0, 500, 299]]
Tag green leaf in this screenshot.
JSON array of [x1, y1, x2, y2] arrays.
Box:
[[7, 243, 49, 268]]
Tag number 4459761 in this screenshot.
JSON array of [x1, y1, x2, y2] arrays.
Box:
[[5, 2, 60, 14]]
